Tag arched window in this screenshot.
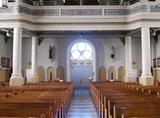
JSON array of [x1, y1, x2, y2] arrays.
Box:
[[71, 42, 93, 66]]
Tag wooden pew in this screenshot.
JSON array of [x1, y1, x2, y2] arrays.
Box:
[[89, 81, 160, 118], [0, 81, 73, 118]]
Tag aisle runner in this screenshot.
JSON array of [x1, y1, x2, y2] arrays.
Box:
[[67, 88, 99, 118]]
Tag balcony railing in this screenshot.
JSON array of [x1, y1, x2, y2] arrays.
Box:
[[0, 0, 159, 17], [8, 0, 153, 6], [20, 0, 140, 6]]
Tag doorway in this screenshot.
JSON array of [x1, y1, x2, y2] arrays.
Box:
[[68, 40, 96, 88], [71, 66, 92, 88]]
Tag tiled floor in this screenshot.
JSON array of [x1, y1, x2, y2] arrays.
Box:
[[67, 88, 99, 118]]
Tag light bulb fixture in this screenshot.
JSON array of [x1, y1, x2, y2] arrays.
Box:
[[6, 30, 12, 37], [153, 30, 156, 36], [79, 32, 85, 39], [0, 0, 8, 8]]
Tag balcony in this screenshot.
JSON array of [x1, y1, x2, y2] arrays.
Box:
[[0, 1, 158, 16], [7, 0, 141, 6], [0, 0, 159, 30]]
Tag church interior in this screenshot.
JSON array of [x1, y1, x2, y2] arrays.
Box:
[[0, 0, 160, 117]]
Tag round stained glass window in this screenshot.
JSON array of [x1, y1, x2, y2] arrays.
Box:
[[77, 42, 86, 51], [86, 43, 92, 52], [71, 42, 93, 61], [71, 50, 80, 59], [83, 50, 92, 59]]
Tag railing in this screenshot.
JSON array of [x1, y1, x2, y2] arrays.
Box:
[[21, 0, 139, 6], [0, 0, 159, 17], [21, 0, 143, 6], [122, 0, 140, 5], [6, 0, 147, 6]]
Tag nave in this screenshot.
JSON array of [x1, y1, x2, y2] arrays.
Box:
[[67, 88, 98, 118]]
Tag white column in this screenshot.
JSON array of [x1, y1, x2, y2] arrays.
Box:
[[80, 0, 83, 5], [125, 36, 134, 82], [140, 26, 154, 85], [30, 36, 39, 82], [10, 27, 24, 86]]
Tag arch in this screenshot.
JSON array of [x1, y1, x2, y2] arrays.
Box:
[[38, 66, 45, 82], [118, 66, 125, 81], [108, 66, 116, 80], [67, 39, 96, 82], [99, 66, 106, 81], [57, 66, 65, 81], [47, 66, 55, 81]]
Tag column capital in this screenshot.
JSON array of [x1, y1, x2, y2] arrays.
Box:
[[32, 36, 38, 39], [141, 25, 150, 29], [125, 35, 131, 39], [14, 26, 23, 30], [140, 0, 148, 4], [15, 0, 23, 3]]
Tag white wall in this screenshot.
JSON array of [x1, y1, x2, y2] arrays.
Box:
[[0, 34, 13, 68], [22, 38, 31, 76], [132, 37, 142, 77], [57, 36, 126, 80], [101, 37, 125, 79], [150, 34, 160, 67], [0, 28, 155, 84], [37, 38, 58, 80], [156, 35, 160, 58], [22, 37, 58, 81], [0, 32, 143, 81]]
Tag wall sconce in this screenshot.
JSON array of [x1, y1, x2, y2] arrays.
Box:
[[0, 0, 8, 8], [38, 37, 44, 46], [28, 60, 31, 66], [132, 60, 136, 65]]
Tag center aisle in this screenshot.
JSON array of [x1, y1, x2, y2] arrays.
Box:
[[67, 88, 99, 118]]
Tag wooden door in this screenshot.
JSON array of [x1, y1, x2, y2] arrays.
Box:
[[57, 66, 65, 81], [99, 66, 106, 81], [118, 66, 125, 81], [71, 66, 92, 88], [38, 67, 45, 82]]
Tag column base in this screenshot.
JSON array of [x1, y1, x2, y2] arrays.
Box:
[[124, 76, 135, 83], [10, 76, 25, 86], [30, 76, 39, 83], [139, 76, 154, 86]]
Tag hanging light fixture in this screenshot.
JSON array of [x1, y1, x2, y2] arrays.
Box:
[[0, 0, 8, 8]]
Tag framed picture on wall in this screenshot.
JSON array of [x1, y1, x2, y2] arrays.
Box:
[[0, 57, 10, 68], [153, 58, 156, 68], [6, 58, 10, 68], [1, 57, 6, 68], [157, 57, 160, 67]]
